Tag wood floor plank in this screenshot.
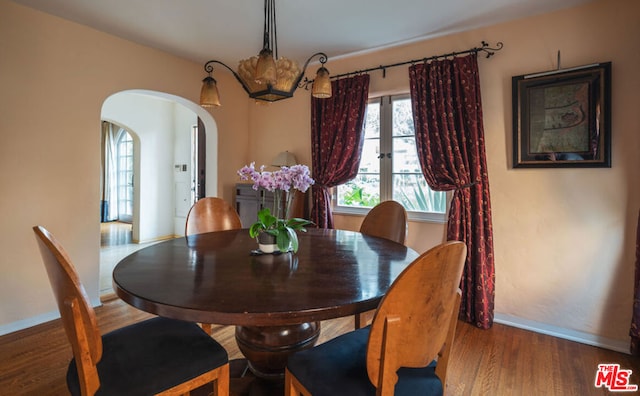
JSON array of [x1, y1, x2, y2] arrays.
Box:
[[1, 298, 638, 395]]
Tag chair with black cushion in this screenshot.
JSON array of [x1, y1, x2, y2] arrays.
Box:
[[285, 241, 466, 396], [356, 200, 408, 328], [185, 197, 242, 236], [33, 225, 230, 396]]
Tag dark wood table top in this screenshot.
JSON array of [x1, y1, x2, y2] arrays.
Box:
[[113, 228, 419, 327]]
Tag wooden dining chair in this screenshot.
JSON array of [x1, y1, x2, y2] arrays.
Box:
[[184, 197, 242, 333], [285, 241, 466, 396], [359, 200, 408, 245], [33, 225, 230, 396], [356, 200, 408, 329], [185, 197, 242, 236]]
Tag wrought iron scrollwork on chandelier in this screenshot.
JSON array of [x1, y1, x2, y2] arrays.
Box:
[[200, 0, 331, 107]]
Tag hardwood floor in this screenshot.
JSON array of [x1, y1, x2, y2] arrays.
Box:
[[100, 221, 133, 246], [1, 297, 637, 395]]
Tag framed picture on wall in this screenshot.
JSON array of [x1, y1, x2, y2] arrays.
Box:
[[512, 62, 611, 168]]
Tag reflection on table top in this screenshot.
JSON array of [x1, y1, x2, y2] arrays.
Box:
[[113, 228, 419, 326]]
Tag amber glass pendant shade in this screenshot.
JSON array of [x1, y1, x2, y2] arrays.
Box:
[[312, 67, 332, 99], [200, 76, 221, 107], [255, 48, 277, 85]]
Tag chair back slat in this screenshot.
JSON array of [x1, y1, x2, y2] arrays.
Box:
[[366, 241, 466, 388], [185, 197, 242, 236], [359, 200, 407, 244], [33, 225, 102, 395]]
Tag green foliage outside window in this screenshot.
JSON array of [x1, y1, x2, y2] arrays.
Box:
[[395, 184, 446, 213], [338, 180, 380, 207]]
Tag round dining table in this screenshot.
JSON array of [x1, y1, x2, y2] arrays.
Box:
[[112, 227, 419, 383]]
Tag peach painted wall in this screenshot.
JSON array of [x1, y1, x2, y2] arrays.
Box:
[[0, 0, 251, 333], [246, 0, 640, 351]]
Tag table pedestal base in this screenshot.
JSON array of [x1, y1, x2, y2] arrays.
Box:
[[228, 359, 282, 396], [235, 322, 321, 379]]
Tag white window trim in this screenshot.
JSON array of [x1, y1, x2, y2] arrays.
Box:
[[331, 93, 450, 224], [333, 195, 450, 224]]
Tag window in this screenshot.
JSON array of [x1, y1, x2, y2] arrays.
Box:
[[335, 95, 447, 222], [116, 131, 134, 223]]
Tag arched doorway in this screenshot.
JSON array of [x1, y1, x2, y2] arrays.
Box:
[[99, 90, 218, 297]]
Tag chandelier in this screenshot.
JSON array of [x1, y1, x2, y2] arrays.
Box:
[[200, 0, 332, 107]]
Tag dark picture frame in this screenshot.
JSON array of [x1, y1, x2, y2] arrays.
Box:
[[512, 62, 611, 168]]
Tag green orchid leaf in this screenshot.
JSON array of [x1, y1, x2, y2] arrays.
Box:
[[251, 208, 280, 237], [286, 227, 299, 252], [249, 223, 263, 238], [286, 218, 314, 229], [276, 228, 290, 251], [257, 208, 277, 229]]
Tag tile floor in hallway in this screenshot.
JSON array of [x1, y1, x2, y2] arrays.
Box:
[[99, 222, 163, 297]]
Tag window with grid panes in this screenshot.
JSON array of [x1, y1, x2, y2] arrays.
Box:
[[335, 94, 447, 222]]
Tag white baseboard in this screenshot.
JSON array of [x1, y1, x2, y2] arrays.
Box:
[[0, 297, 102, 337], [0, 310, 60, 337], [132, 234, 177, 244], [494, 313, 630, 354]]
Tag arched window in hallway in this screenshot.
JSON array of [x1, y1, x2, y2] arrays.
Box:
[[116, 130, 134, 222], [101, 121, 134, 223]]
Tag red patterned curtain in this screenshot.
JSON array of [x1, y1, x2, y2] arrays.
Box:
[[310, 74, 370, 228], [631, 209, 640, 355], [409, 54, 495, 329]]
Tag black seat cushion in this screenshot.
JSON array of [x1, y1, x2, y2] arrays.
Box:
[[67, 317, 228, 396], [287, 327, 442, 396]]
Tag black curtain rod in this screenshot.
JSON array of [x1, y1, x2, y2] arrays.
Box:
[[324, 41, 503, 82]]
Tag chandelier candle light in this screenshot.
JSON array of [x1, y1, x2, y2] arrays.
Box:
[[200, 0, 332, 106], [238, 163, 315, 253]]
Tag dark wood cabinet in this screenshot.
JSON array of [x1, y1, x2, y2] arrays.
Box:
[[235, 183, 275, 228], [235, 183, 307, 228]]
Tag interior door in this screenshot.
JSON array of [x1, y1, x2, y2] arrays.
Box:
[[192, 118, 206, 202]]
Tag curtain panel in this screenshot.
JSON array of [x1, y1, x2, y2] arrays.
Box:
[[101, 121, 123, 222], [409, 54, 496, 329], [631, 209, 640, 355], [310, 74, 370, 228]]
